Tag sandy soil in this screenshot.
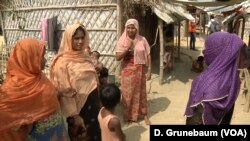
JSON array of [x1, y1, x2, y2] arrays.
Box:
[[116, 35, 250, 141], [0, 35, 249, 140]]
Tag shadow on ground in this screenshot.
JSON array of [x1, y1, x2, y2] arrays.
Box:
[[148, 96, 170, 118], [115, 96, 170, 123], [151, 47, 202, 85], [123, 125, 147, 141]]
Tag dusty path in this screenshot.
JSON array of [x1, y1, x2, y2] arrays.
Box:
[[117, 35, 250, 141]]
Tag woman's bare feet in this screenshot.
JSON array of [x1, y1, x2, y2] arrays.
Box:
[[144, 116, 151, 125]]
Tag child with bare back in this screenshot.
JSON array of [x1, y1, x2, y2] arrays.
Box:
[[98, 84, 126, 141]]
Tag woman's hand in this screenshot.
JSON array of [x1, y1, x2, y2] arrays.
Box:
[[125, 38, 134, 52], [71, 115, 87, 139], [73, 115, 86, 129], [146, 71, 151, 81], [95, 63, 103, 74], [58, 88, 77, 97]]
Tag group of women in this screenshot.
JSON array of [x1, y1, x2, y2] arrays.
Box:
[[0, 18, 152, 141], [0, 16, 249, 141]]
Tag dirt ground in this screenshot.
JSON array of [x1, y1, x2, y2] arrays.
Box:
[[0, 34, 249, 140], [116, 34, 250, 141]]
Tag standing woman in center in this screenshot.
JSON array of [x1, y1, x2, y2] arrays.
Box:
[[116, 19, 151, 125], [50, 23, 101, 141]]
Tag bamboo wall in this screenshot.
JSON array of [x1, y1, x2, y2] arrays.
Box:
[[0, 0, 119, 77]]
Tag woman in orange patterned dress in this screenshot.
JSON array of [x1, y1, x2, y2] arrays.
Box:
[[0, 38, 68, 141], [116, 19, 151, 125]]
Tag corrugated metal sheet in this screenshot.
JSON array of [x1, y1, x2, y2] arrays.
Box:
[[153, 7, 174, 24], [222, 13, 236, 24], [204, 0, 249, 12], [166, 0, 246, 7], [152, 1, 194, 24], [222, 1, 250, 24]]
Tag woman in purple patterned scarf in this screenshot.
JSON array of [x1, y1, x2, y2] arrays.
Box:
[[185, 32, 247, 125]]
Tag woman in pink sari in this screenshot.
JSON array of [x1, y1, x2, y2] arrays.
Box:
[[116, 19, 151, 125]]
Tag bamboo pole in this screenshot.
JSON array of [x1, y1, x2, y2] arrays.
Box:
[[3, 28, 117, 31], [0, 11, 6, 45], [186, 20, 189, 49], [177, 21, 181, 60], [248, 33, 250, 48], [99, 53, 115, 57], [241, 17, 245, 40], [115, 0, 122, 82], [158, 18, 164, 85], [0, 4, 117, 11], [0, 43, 2, 77], [242, 69, 250, 112]]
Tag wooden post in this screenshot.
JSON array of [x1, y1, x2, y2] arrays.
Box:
[[115, 0, 122, 83], [241, 17, 245, 40], [177, 21, 181, 60], [0, 11, 6, 45], [158, 18, 164, 85], [243, 69, 250, 112], [248, 33, 250, 48], [186, 20, 189, 49]]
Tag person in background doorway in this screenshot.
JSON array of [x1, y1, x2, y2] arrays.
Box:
[[115, 19, 151, 125], [163, 47, 172, 73], [188, 19, 197, 51]]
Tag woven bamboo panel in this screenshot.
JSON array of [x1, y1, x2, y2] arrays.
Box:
[[2, 0, 115, 8], [0, 0, 119, 75]]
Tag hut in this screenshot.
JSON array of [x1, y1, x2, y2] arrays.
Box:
[[0, 0, 192, 84], [0, 0, 121, 78]]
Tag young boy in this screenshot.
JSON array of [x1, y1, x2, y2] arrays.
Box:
[[191, 56, 204, 73], [98, 84, 126, 141]]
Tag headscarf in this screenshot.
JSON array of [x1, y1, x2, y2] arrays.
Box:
[[50, 23, 98, 117], [116, 19, 150, 66], [0, 38, 59, 131], [185, 32, 245, 124]]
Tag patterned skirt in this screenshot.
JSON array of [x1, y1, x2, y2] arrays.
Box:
[[121, 63, 148, 122], [28, 111, 69, 141]]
